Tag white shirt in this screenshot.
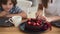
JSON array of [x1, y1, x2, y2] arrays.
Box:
[[46, 0, 60, 16]]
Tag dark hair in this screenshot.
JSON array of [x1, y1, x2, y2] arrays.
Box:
[[42, 0, 49, 8], [0, 0, 17, 6]]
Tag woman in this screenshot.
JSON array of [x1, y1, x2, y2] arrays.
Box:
[[36, 0, 60, 28]]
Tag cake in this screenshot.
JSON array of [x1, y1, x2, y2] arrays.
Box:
[[25, 18, 51, 32]]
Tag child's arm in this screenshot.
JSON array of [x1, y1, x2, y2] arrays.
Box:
[[6, 11, 27, 18], [0, 11, 8, 18]]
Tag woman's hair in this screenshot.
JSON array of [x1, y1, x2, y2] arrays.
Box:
[[42, 0, 49, 8], [0, 0, 17, 6]]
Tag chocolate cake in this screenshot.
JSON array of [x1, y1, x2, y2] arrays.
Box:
[[24, 18, 51, 32]]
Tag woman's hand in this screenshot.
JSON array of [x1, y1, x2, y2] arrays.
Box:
[[36, 10, 47, 21], [37, 15, 47, 21]]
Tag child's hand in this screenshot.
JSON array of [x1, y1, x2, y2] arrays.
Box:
[[0, 11, 9, 17]]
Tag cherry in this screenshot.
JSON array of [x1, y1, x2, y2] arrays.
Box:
[[28, 22, 31, 25], [33, 23, 36, 26], [26, 18, 52, 31], [37, 23, 40, 26]]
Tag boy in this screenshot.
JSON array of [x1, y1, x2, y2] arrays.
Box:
[[0, 0, 27, 26], [0, 0, 27, 18]]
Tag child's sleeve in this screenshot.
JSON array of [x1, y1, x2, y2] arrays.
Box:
[[15, 6, 23, 13], [10, 6, 24, 14], [0, 7, 2, 12]]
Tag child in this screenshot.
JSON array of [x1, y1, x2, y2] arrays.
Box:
[[0, 0, 27, 26], [0, 0, 27, 18]]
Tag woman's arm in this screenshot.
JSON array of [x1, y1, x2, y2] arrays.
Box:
[[36, 10, 60, 22], [47, 16, 60, 22]]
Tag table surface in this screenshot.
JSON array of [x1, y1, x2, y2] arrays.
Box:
[[0, 10, 60, 34]]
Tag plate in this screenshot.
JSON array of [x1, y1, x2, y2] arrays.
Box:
[[51, 20, 60, 28], [19, 22, 48, 33], [19, 22, 31, 33]]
